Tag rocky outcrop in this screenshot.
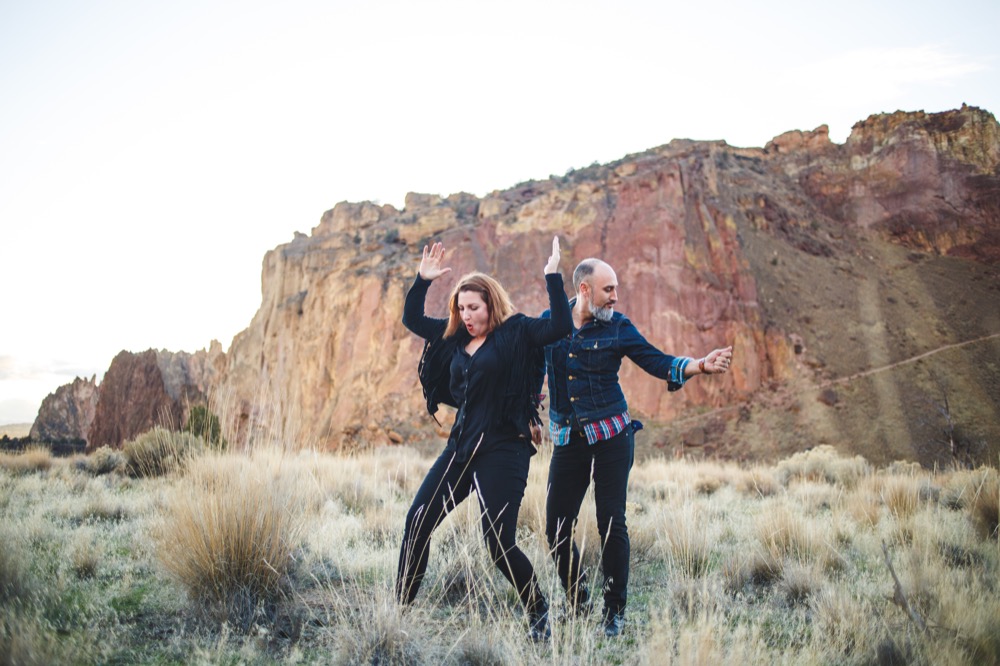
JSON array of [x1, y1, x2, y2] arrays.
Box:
[[794, 105, 1000, 261], [29, 376, 98, 443], [36, 106, 1000, 466], [215, 105, 1000, 466], [83, 343, 225, 451]]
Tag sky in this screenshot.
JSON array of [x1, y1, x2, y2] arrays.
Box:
[[1, 0, 998, 425]]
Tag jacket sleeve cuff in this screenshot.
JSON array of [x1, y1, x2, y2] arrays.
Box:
[[667, 356, 692, 392]]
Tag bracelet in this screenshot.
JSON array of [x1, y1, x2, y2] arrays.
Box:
[[698, 358, 706, 374]]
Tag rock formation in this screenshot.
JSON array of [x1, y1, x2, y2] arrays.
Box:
[[35, 105, 1000, 467], [29, 375, 98, 443], [214, 105, 1000, 466], [84, 344, 225, 451]]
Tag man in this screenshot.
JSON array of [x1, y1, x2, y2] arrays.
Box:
[[539, 258, 732, 637]]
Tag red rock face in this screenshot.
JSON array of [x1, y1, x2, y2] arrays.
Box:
[[87, 350, 182, 451], [82, 346, 223, 451]]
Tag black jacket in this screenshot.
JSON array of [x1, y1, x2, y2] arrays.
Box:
[[402, 273, 571, 452]]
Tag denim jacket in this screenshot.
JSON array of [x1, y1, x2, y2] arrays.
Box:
[[538, 300, 690, 427]]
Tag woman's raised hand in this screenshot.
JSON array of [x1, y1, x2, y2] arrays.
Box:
[[419, 242, 452, 281], [543, 236, 561, 275]]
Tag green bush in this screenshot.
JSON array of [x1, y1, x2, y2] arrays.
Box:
[[183, 405, 226, 450], [123, 427, 205, 478]]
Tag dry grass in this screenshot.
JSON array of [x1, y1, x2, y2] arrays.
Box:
[[2, 441, 999, 664], [156, 450, 306, 629], [881, 473, 925, 519], [968, 469, 999, 540], [0, 446, 53, 475], [0, 530, 32, 607], [756, 504, 816, 562], [656, 505, 714, 578], [70, 528, 102, 579]]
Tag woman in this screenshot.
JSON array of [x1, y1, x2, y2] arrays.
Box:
[[396, 237, 570, 641]]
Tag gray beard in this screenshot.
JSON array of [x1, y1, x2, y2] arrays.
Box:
[[589, 302, 614, 323]]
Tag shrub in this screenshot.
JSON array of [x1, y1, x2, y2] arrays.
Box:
[[123, 427, 205, 477], [775, 445, 870, 488], [77, 446, 126, 476], [157, 451, 305, 630], [738, 468, 780, 498], [183, 405, 227, 450]]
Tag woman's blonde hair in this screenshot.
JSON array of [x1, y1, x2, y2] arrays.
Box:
[[444, 272, 515, 338]]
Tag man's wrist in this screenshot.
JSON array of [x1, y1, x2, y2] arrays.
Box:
[[698, 358, 706, 374]]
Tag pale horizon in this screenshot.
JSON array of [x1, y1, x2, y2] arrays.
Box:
[[2, 0, 998, 425]]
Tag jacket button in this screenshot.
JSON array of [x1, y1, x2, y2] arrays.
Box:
[[568, 375, 574, 380], [568, 353, 575, 358], [570, 397, 577, 402]]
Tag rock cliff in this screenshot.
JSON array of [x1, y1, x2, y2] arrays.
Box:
[[35, 106, 1000, 466], [216, 105, 1000, 466], [30, 375, 98, 443], [84, 344, 226, 451]]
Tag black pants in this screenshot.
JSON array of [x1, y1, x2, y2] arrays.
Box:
[[396, 440, 546, 614], [545, 426, 634, 616]]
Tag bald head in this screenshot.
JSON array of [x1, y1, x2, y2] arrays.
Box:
[[573, 258, 619, 323], [572, 258, 613, 294]]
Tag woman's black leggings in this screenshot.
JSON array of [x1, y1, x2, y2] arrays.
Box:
[[396, 440, 546, 614]]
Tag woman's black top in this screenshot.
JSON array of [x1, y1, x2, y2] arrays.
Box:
[[449, 336, 520, 454], [402, 272, 572, 461]]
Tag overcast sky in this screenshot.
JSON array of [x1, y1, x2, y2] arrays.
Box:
[[2, 0, 998, 424]]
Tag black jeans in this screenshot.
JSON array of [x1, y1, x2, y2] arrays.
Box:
[[545, 426, 634, 616], [396, 440, 546, 614]]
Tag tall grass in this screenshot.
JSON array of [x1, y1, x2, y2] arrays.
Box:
[[0, 446, 53, 475], [2, 440, 999, 663], [157, 449, 306, 630]]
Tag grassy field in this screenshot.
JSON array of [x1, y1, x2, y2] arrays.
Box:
[[1, 435, 997, 665]]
